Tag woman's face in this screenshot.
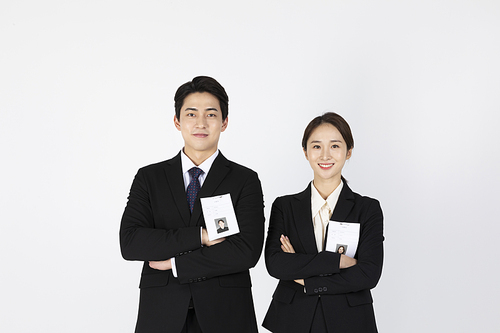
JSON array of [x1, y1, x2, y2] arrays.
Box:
[[304, 123, 352, 185], [338, 246, 344, 254]]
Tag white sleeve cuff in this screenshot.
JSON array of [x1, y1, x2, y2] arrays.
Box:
[[171, 257, 178, 278]]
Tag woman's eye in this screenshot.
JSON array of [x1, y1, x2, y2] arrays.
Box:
[[332, 144, 339, 148]]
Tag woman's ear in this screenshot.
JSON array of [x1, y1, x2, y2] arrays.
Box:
[[303, 148, 308, 159], [346, 148, 353, 160]]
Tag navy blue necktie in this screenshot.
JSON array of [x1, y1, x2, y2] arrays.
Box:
[[187, 167, 203, 212]]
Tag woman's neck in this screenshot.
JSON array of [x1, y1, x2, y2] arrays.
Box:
[[312, 177, 341, 200]]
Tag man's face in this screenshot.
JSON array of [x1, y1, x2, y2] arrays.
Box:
[[174, 92, 228, 162], [219, 221, 225, 228]]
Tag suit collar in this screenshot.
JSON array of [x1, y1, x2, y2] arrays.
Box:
[[180, 149, 219, 181], [291, 182, 356, 254], [164, 153, 191, 225], [191, 152, 231, 226], [291, 184, 318, 254], [330, 182, 355, 222], [164, 152, 231, 227]]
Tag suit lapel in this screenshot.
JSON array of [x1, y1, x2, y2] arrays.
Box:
[[330, 183, 355, 222], [163, 153, 191, 226], [291, 184, 319, 254], [190, 153, 230, 226]]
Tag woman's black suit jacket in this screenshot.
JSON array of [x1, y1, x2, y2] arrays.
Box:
[[263, 183, 384, 333]]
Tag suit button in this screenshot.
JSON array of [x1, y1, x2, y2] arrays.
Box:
[[189, 279, 193, 283], [318, 287, 323, 292], [324, 287, 327, 292], [198, 278, 202, 282], [202, 277, 207, 281], [314, 289, 318, 293]]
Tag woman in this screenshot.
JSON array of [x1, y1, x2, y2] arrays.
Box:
[[262, 113, 384, 333]]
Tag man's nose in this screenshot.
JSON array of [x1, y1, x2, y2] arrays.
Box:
[[195, 116, 207, 127]]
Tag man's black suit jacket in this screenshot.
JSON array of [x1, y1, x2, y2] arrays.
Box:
[[262, 183, 384, 333], [120, 152, 265, 333]]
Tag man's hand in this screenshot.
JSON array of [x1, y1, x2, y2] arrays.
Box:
[[202, 228, 225, 246], [149, 259, 172, 271], [339, 254, 357, 269]]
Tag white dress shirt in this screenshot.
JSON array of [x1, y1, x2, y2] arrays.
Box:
[[311, 181, 344, 252]]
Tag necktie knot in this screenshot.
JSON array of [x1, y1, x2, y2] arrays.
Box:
[[188, 167, 203, 179]]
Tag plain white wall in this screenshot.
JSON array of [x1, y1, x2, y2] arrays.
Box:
[[1, 0, 499, 332]]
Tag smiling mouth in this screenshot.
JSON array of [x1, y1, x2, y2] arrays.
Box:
[[318, 163, 334, 169], [193, 133, 208, 138]]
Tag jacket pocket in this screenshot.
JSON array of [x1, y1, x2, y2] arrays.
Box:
[[346, 289, 373, 307], [139, 272, 170, 289], [218, 271, 252, 288], [272, 284, 297, 304]]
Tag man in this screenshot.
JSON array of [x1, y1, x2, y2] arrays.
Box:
[[216, 219, 229, 233], [120, 76, 265, 333]]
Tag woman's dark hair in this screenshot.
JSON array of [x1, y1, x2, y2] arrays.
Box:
[[302, 112, 354, 152], [174, 76, 229, 121], [302, 112, 354, 183]]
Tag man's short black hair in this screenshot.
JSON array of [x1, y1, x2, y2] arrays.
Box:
[[174, 76, 229, 121]]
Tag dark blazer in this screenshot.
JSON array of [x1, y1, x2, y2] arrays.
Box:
[[120, 152, 265, 333], [262, 183, 384, 333]]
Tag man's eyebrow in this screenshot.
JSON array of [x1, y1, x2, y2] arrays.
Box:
[[183, 107, 219, 112]]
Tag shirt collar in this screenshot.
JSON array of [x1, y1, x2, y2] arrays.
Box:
[[180, 149, 219, 176], [311, 180, 344, 217]]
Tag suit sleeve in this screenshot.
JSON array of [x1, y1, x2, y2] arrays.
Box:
[[174, 171, 265, 284], [119, 168, 202, 261], [265, 198, 341, 281], [304, 199, 384, 295]]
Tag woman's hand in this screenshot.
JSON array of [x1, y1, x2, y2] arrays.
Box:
[[339, 254, 357, 269], [280, 235, 304, 285], [280, 234, 295, 253]]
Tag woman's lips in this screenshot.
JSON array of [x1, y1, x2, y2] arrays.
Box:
[[318, 163, 334, 169]]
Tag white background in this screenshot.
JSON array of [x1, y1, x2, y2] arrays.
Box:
[[1, 1, 499, 332]]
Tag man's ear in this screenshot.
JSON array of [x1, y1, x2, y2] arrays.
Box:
[[221, 117, 228, 132], [174, 115, 181, 131]]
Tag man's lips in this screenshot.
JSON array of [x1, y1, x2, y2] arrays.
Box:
[[318, 163, 334, 169], [193, 133, 208, 138]]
